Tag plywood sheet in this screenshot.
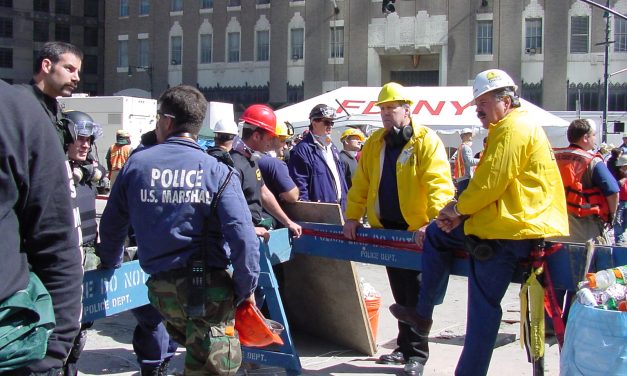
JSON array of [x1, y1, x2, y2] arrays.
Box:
[[280, 201, 376, 355]]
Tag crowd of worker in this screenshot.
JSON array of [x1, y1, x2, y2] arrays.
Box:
[[1, 40, 621, 376]]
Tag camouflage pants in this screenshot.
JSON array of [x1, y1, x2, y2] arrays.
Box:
[[146, 270, 241, 376]]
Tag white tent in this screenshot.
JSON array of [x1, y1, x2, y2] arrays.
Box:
[[275, 86, 571, 154]]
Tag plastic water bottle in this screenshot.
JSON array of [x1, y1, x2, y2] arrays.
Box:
[[575, 288, 597, 306], [579, 269, 617, 290]]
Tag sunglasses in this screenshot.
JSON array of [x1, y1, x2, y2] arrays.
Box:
[[157, 110, 176, 121], [314, 118, 334, 126]]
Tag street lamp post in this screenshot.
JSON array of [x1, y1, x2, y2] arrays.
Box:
[[602, 0, 610, 143], [127, 65, 153, 98]]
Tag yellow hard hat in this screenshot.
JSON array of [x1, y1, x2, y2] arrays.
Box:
[[375, 82, 414, 106], [340, 128, 365, 142], [275, 119, 294, 139]]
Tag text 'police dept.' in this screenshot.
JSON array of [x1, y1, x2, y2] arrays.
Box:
[[140, 168, 212, 204]]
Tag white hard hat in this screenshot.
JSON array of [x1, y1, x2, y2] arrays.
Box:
[[214, 119, 238, 136], [472, 69, 518, 100]]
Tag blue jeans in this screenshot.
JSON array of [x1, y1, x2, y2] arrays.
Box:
[[614, 201, 627, 245], [417, 222, 534, 376]]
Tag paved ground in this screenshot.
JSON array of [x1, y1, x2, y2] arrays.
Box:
[[77, 262, 560, 375]]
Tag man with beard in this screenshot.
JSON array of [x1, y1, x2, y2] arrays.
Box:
[[15, 41, 83, 148]]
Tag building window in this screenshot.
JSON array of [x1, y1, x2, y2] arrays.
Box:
[[525, 18, 542, 51], [84, 26, 98, 47], [330, 26, 344, 58], [227, 32, 240, 62], [120, 0, 128, 17], [0, 0, 13, 8], [228, 0, 241, 6], [84, 0, 98, 17], [117, 40, 128, 68], [55, 0, 70, 14], [200, 33, 212, 63], [200, 0, 213, 9], [170, 0, 182, 12], [83, 54, 97, 74], [0, 17, 12, 38], [139, 0, 150, 15], [291, 27, 304, 60], [33, 0, 49, 12], [82, 82, 97, 96], [170, 36, 182, 64], [616, 16, 627, 52], [570, 16, 589, 54], [138, 38, 150, 66], [55, 23, 70, 42], [256, 30, 269, 61], [476, 20, 493, 55], [0, 47, 12, 68], [33, 21, 49, 42]]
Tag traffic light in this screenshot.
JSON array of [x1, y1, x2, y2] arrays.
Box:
[[382, 0, 396, 14]]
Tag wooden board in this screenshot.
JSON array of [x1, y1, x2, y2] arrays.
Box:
[[281, 201, 345, 225], [279, 201, 377, 355]]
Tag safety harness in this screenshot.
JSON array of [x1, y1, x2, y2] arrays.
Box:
[[453, 143, 465, 180]]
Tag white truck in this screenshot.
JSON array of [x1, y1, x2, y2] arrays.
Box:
[[58, 95, 157, 164]]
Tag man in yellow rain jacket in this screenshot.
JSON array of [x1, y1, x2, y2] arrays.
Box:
[[343, 82, 454, 370], [390, 69, 568, 376]]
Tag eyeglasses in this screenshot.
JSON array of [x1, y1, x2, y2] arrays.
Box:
[[314, 118, 334, 126], [157, 111, 176, 121]]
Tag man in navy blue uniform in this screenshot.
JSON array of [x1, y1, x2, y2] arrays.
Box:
[[99, 85, 260, 375], [0, 80, 83, 375], [230, 104, 302, 241], [288, 104, 348, 210]]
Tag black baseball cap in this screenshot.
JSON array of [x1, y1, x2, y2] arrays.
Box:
[[309, 104, 336, 120]]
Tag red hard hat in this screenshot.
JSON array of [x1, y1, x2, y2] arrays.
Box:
[[235, 301, 284, 348], [240, 104, 277, 136]]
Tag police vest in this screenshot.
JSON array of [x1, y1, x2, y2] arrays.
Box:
[[75, 182, 97, 245], [553, 147, 610, 221]]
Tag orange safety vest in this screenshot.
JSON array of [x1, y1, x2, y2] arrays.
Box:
[[453, 143, 465, 180], [107, 144, 132, 178], [553, 147, 610, 221]]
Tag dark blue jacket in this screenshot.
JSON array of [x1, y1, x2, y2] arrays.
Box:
[[288, 132, 348, 210], [98, 136, 260, 300]]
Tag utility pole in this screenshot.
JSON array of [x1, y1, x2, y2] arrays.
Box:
[[603, 0, 610, 143]]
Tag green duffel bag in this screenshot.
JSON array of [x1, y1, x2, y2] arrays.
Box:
[[0, 272, 56, 372]]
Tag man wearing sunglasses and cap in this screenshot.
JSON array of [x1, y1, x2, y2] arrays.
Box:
[[288, 104, 348, 210]]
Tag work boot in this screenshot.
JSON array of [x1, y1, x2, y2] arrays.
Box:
[[140, 367, 160, 376], [403, 358, 425, 376], [389, 304, 433, 336], [376, 350, 406, 365], [141, 359, 170, 376], [158, 358, 171, 376]]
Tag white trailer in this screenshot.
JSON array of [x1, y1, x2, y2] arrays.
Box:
[[58, 95, 157, 164]]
